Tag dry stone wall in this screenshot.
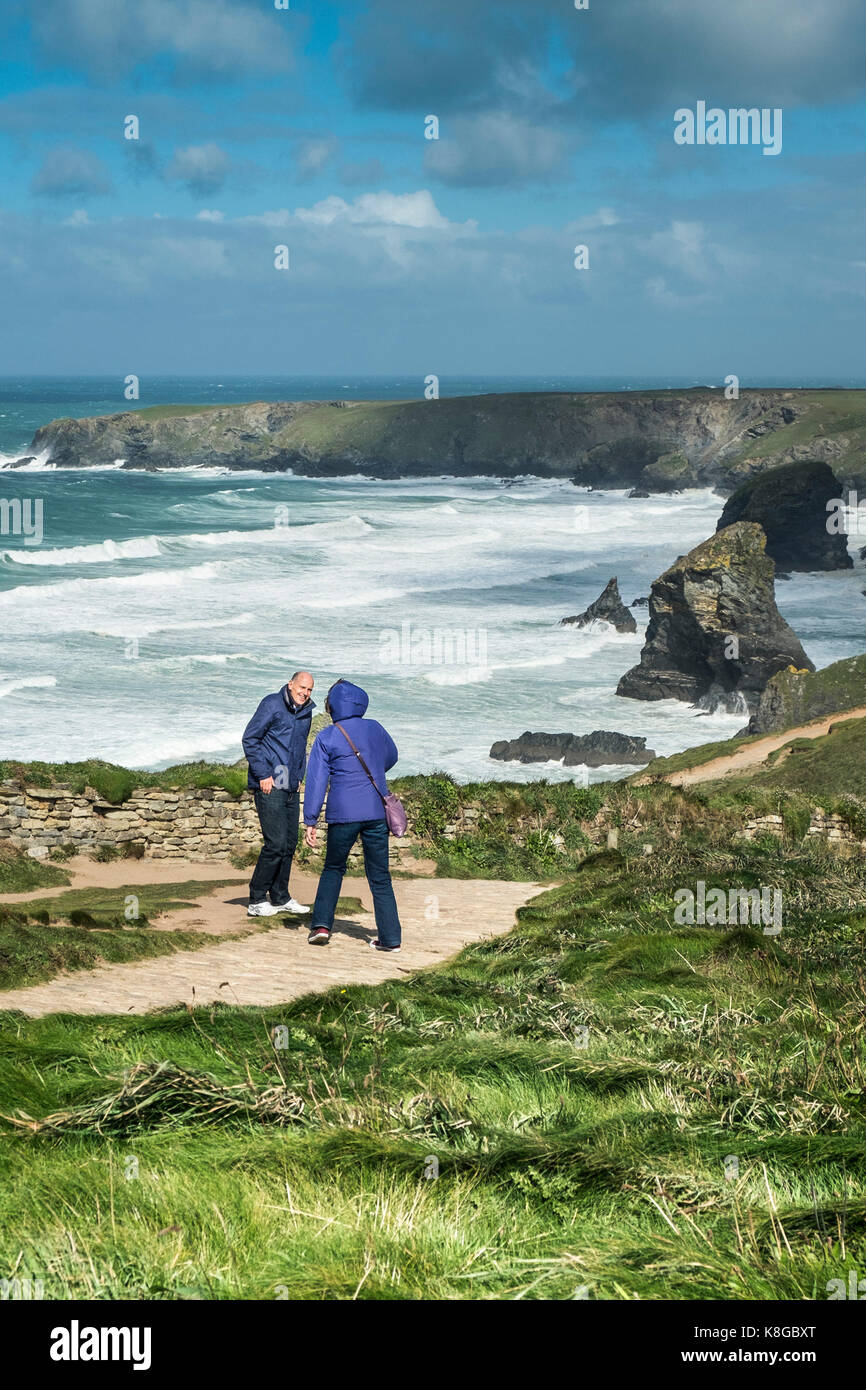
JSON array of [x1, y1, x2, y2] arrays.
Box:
[[0, 779, 417, 865], [1, 778, 863, 862]]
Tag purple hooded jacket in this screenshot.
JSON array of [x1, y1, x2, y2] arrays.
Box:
[[303, 680, 398, 825]]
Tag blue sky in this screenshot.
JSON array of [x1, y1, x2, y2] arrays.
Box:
[[1, 0, 865, 377]]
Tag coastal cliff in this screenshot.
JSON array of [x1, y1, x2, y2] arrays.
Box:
[[19, 388, 866, 489]]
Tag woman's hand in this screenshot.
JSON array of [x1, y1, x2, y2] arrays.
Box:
[[304, 826, 318, 849]]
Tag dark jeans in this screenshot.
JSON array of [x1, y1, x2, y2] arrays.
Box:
[[249, 788, 300, 905], [312, 818, 402, 947]]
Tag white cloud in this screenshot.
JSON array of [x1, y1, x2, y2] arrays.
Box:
[[166, 144, 231, 197], [424, 112, 568, 187], [294, 190, 456, 230], [31, 0, 292, 78], [31, 146, 111, 198], [295, 137, 339, 180]]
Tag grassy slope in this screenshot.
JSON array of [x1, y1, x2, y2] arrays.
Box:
[[1, 844, 864, 1300], [734, 390, 866, 463], [0, 850, 70, 893], [639, 732, 765, 780], [700, 717, 866, 809]]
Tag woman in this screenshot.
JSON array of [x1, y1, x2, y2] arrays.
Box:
[[302, 678, 403, 952]]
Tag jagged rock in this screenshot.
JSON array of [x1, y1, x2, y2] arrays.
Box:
[[489, 730, 656, 767], [616, 522, 815, 713], [716, 460, 852, 572], [628, 488, 650, 498], [745, 653, 866, 734], [561, 577, 637, 633], [631, 596, 649, 607]]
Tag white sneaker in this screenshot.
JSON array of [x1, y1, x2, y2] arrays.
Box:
[[247, 902, 280, 917], [279, 898, 310, 915]]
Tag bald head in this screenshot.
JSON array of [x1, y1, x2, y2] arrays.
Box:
[[288, 672, 314, 705]]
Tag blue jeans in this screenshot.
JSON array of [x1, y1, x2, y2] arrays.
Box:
[[312, 818, 402, 947], [249, 788, 299, 905]]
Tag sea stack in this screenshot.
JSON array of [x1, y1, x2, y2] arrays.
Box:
[[616, 522, 815, 712], [716, 460, 852, 572], [561, 577, 637, 633]]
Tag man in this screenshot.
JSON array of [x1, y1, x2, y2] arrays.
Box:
[[242, 671, 315, 917]]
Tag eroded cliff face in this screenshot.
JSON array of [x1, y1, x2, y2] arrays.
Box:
[[21, 388, 866, 489]]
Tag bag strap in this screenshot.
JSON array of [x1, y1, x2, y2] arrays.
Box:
[[335, 723, 387, 807]]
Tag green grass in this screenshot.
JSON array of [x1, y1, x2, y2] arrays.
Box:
[[0, 868, 364, 991], [638, 732, 763, 780], [1, 841, 864, 1300], [0, 878, 241, 991], [697, 718, 866, 813], [17, 877, 241, 924], [335, 897, 364, 915], [135, 403, 230, 419], [2, 715, 326, 806], [733, 390, 866, 461], [641, 711, 866, 809], [0, 757, 249, 805], [0, 917, 237, 993], [0, 848, 70, 894], [751, 655, 866, 735], [392, 774, 605, 879]]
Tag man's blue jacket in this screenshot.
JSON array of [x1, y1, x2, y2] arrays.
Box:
[[303, 680, 398, 824], [242, 688, 315, 791]]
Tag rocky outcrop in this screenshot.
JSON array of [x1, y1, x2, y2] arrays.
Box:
[[716, 461, 852, 571], [561, 577, 637, 633], [616, 523, 815, 712], [489, 730, 656, 766], [745, 653, 866, 734], [16, 389, 866, 490], [639, 451, 691, 491]]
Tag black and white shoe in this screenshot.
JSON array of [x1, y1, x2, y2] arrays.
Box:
[[369, 939, 401, 953], [307, 925, 331, 945]]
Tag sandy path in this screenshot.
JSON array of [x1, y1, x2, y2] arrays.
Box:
[[656, 706, 866, 787], [0, 866, 547, 1017]]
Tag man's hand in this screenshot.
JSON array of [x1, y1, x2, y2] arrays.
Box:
[[304, 825, 318, 849], [259, 776, 275, 794]]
